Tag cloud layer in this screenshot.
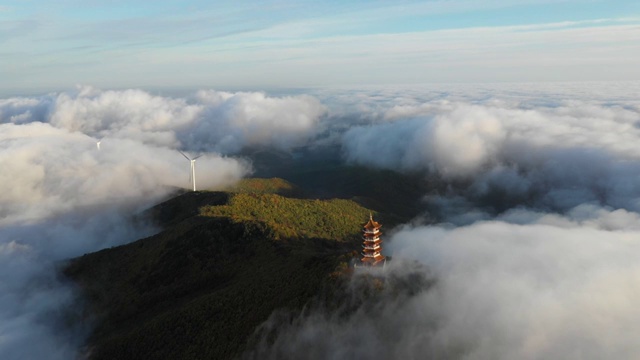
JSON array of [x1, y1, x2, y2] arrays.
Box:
[[250, 205, 640, 359], [339, 85, 640, 212], [247, 83, 640, 359], [3, 83, 640, 359], [0, 87, 325, 359], [1, 86, 325, 153]]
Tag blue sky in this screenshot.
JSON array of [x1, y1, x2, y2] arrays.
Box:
[[1, 0, 639, 95]]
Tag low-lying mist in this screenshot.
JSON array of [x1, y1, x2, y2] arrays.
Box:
[[253, 83, 640, 359], [2, 82, 640, 359], [248, 205, 640, 359], [0, 87, 320, 359]]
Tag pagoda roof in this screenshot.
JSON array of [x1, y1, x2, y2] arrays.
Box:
[[363, 213, 381, 230], [361, 255, 385, 263]]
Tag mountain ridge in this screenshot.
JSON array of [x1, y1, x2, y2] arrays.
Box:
[[64, 178, 375, 359]]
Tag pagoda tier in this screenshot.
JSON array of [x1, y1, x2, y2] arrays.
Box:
[[360, 214, 385, 266], [363, 232, 382, 242]]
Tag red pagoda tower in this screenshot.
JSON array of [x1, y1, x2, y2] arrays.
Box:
[[361, 213, 385, 266]]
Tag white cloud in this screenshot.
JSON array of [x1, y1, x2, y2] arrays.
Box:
[[387, 209, 640, 359], [0, 86, 327, 359], [0, 86, 325, 153], [251, 206, 640, 359], [246, 83, 640, 359], [3, 83, 640, 358], [0, 117, 250, 359], [340, 85, 640, 211], [192, 90, 325, 152], [0, 122, 249, 225], [49, 88, 198, 148]]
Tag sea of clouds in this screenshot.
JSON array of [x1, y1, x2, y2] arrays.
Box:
[[2, 82, 640, 359], [250, 205, 640, 360], [254, 82, 640, 359], [0, 86, 323, 358]]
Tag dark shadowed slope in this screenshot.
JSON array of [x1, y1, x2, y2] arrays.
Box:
[[244, 147, 436, 222]]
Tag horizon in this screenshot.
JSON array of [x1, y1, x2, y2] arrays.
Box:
[[4, 78, 640, 99]]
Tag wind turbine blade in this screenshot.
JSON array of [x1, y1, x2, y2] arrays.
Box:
[[178, 150, 191, 161], [193, 154, 203, 160]]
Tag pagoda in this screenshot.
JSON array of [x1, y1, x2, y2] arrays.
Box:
[[361, 213, 385, 266]]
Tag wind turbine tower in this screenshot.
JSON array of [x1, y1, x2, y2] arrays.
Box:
[[96, 140, 102, 151], [179, 151, 203, 191]]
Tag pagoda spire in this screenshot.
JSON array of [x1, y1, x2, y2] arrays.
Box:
[[360, 214, 385, 266]]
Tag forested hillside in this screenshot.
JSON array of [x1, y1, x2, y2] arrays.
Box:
[[64, 179, 376, 360]]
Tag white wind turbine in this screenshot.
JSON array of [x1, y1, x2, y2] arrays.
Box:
[[179, 150, 203, 192], [96, 139, 102, 151]]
